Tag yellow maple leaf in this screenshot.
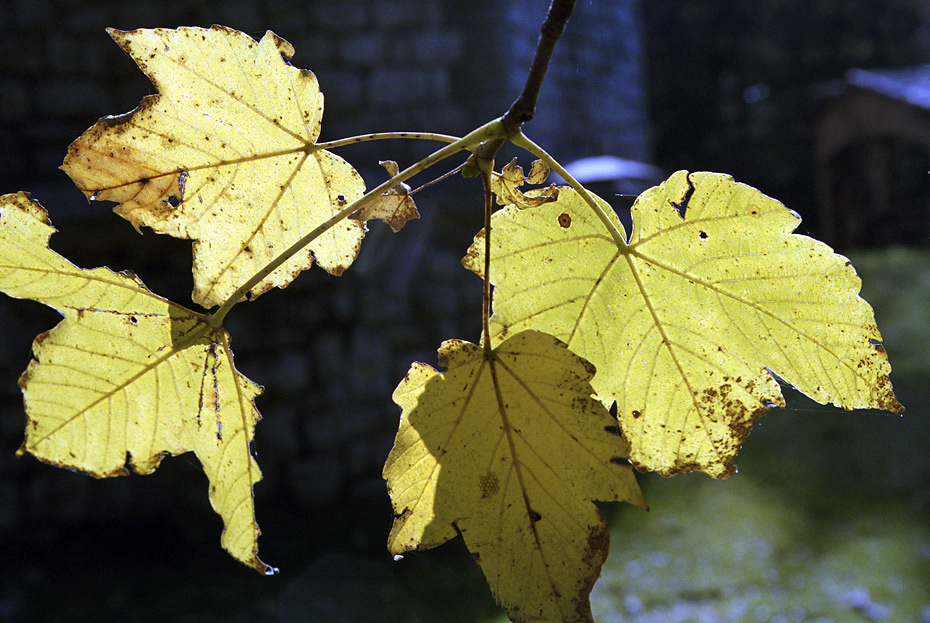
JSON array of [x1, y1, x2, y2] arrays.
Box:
[[61, 25, 366, 308], [464, 171, 903, 478], [0, 192, 274, 574], [383, 330, 646, 623]]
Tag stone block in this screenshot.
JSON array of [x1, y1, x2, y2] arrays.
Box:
[[255, 404, 301, 460], [0, 481, 19, 528], [374, 0, 441, 30], [0, 80, 30, 120], [338, 32, 386, 67], [36, 78, 110, 118], [11, 0, 53, 28], [0, 35, 44, 75], [368, 66, 435, 106], [218, 0, 265, 34], [348, 330, 392, 398], [303, 402, 374, 452], [312, 3, 369, 31], [26, 471, 91, 522], [288, 454, 342, 505], [312, 328, 344, 367], [115, 3, 173, 30], [412, 30, 463, 66], [287, 34, 336, 69]]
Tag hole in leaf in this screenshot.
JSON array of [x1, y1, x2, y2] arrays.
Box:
[[699, 231, 708, 240], [869, 338, 886, 353], [671, 172, 695, 218]]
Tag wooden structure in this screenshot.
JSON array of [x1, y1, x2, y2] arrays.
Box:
[[813, 65, 930, 248]]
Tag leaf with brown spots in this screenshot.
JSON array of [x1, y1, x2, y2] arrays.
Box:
[[0, 192, 273, 574], [383, 330, 645, 623], [464, 171, 903, 478], [349, 160, 419, 232], [61, 25, 366, 308]]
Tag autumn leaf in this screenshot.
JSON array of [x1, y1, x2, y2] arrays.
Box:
[[492, 158, 559, 209], [61, 25, 366, 308], [464, 172, 903, 478], [383, 330, 646, 623], [350, 160, 419, 232], [0, 192, 274, 574]]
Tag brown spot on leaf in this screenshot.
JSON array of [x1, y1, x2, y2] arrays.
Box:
[[575, 519, 611, 619], [558, 213, 572, 228], [61, 96, 188, 222], [479, 472, 499, 498]]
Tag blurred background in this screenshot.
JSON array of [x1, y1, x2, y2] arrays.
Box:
[[1, 0, 928, 621]]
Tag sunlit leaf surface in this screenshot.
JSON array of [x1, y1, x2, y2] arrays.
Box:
[[384, 331, 645, 623], [61, 25, 365, 308], [0, 192, 273, 574], [465, 171, 903, 477]]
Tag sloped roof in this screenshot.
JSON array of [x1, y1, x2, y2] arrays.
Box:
[[845, 65, 930, 110]]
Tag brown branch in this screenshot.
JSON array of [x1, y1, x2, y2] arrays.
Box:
[[502, 0, 576, 133], [476, 0, 576, 162]]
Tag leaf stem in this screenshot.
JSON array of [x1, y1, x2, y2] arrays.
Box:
[[478, 158, 495, 355], [315, 132, 462, 150], [408, 162, 467, 196], [510, 131, 629, 250], [208, 120, 507, 327]]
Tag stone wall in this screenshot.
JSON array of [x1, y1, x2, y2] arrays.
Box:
[[0, 0, 650, 533], [501, 0, 652, 163]]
